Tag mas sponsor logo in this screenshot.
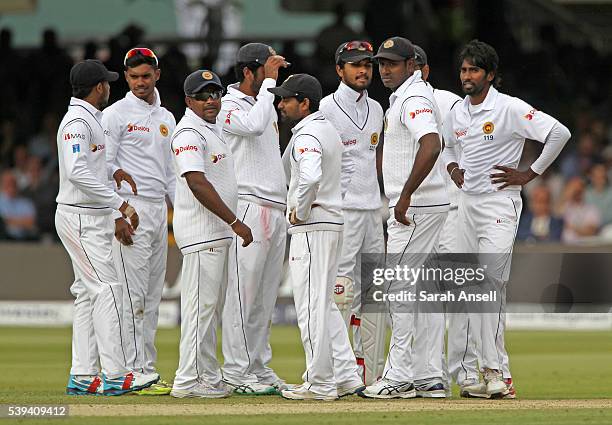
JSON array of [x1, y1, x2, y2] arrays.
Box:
[[483, 121, 494, 134], [408, 108, 433, 119], [64, 133, 85, 141], [225, 109, 238, 125], [127, 123, 150, 133], [90, 143, 105, 152], [455, 128, 468, 138], [524, 109, 538, 120], [298, 147, 321, 155], [334, 284, 345, 295], [159, 124, 169, 137], [211, 153, 227, 163], [343, 139, 357, 146], [174, 145, 198, 155], [72, 144, 80, 153]]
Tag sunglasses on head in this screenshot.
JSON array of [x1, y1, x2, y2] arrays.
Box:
[[189, 90, 223, 101], [339, 40, 373, 55], [124, 47, 159, 67]]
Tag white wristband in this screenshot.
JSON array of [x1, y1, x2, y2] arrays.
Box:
[[124, 205, 136, 218]]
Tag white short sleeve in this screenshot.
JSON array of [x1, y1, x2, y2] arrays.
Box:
[[509, 98, 557, 143], [400, 96, 439, 142], [172, 130, 207, 176]]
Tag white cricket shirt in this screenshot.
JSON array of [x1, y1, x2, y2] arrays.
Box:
[[382, 70, 449, 214], [320, 81, 383, 210], [220, 78, 287, 209], [171, 108, 238, 255], [56, 97, 124, 215], [283, 111, 344, 234], [443, 86, 558, 195], [103, 88, 177, 202]]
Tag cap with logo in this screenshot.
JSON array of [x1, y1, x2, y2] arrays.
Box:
[[267, 73, 322, 103], [70, 60, 119, 88], [413, 45, 428, 67], [184, 69, 224, 96], [335, 40, 374, 64], [236, 42, 276, 64], [373, 37, 416, 62]]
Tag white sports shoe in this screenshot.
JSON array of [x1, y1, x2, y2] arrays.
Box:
[[170, 381, 231, 399], [414, 378, 447, 398], [483, 369, 508, 396], [281, 384, 338, 401], [224, 380, 277, 395], [337, 380, 366, 397], [460, 379, 489, 398], [360, 378, 416, 399]]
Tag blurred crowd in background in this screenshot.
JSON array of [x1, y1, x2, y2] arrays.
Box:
[[1, 2, 612, 245]]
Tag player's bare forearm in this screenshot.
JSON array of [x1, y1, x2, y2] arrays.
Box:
[[184, 171, 237, 224], [399, 133, 441, 199]]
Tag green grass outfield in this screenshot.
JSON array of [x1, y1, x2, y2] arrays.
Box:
[[0, 326, 611, 424]]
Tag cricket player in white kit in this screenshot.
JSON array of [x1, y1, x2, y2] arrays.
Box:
[[57, 60, 158, 395], [270, 74, 364, 400], [443, 40, 570, 398], [220, 43, 290, 395], [170, 70, 253, 399], [319, 40, 385, 385], [102, 47, 176, 395], [413, 45, 482, 398], [362, 37, 449, 399]]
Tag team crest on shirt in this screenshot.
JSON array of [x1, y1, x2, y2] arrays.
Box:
[[483, 121, 495, 134], [211, 153, 227, 163], [370, 132, 379, 150], [159, 124, 169, 137]]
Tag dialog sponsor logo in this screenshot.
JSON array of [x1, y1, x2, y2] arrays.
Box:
[[524, 109, 538, 120], [90, 144, 105, 152], [211, 153, 227, 163], [127, 123, 150, 133], [408, 108, 433, 119], [343, 139, 357, 146], [174, 145, 198, 155], [455, 128, 468, 138]]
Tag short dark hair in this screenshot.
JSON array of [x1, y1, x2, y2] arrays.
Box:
[[234, 61, 262, 82], [72, 84, 96, 99], [460, 39, 501, 88], [125, 54, 158, 70], [296, 95, 319, 113]]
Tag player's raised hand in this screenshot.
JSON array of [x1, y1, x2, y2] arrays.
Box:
[[490, 165, 537, 189], [264, 55, 290, 80], [113, 169, 138, 195], [394, 195, 412, 226], [114, 218, 135, 245], [231, 220, 253, 247]]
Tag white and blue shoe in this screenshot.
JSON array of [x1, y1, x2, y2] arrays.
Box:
[[415, 379, 447, 398], [359, 378, 416, 399], [66, 375, 103, 396], [102, 371, 159, 396]]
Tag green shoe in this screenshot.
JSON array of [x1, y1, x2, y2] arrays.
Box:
[[134, 379, 172, 395]]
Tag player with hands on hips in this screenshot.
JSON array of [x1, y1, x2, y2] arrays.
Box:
[[442, 39, 571, 399], [57, 60, 158, 396], [170, 69, 251, 399], [220, 43, 292, 395]]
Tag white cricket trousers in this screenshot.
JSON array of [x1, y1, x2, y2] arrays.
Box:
[[289, 230, 362, 396], [439, 206, 480, 385], [383, 211, 447, 383], [336, 209, 385, 378], [222, 201, 286, 384], [55, 209, 128, 379], [113, 196, 168, 375], [173, 246, 229, 390], [458, 190, 522, 378]]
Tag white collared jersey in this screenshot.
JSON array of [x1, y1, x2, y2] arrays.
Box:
[[320, 82, 383, 211], [171, 108, 237, 255], [102, 88, 177, 202], [56, 97, 124, 214], [432, 86, 462, 207], [220, 78, 287, 210], [443, 86, 557, 195], [283, 111, 344, 234], [383, 71, 449, 214]]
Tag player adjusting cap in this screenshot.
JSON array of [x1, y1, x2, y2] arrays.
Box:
[[267, 73, 322, 103], [184, 69, 223, 96], [70, 60, 119, 88], [237, 42, 276, 64], [373, 37, 416, 62], [413, 44, 428, 66]]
